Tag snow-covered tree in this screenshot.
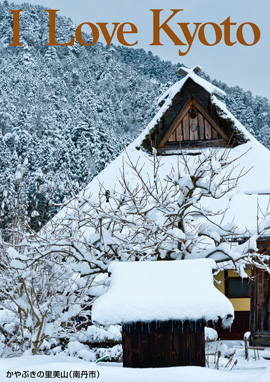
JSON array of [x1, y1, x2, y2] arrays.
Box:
[[0, 241, 93, 355], [18, 148, 270, 277]]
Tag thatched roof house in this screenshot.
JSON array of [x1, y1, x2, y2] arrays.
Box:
[[51, 65, 270, 345]]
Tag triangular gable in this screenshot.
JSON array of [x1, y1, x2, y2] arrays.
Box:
[[141, 76, 248, 153], [158, 97, 230, 148]]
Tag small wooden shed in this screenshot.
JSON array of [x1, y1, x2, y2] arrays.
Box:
[[92, 259, 234, 368]]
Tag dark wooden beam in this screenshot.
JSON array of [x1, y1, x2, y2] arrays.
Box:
[[158, 98, 193, 148]]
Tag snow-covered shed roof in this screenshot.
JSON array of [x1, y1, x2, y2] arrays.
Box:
[[92, 259, 234, 326], [50, 65, 270, 236]]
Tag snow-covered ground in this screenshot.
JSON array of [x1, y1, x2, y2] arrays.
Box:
[[1, 341, 270, 382]]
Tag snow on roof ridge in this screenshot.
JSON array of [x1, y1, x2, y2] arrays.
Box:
[[178, 65, 202, 76], [158, 65, 226, 106], [133, 68, 231, 149]]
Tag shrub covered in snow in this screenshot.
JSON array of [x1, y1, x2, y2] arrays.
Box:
[[49, 340, 122, 363], [0, 244, 94, 355], [77, 325, 121, 343], [0, 309, 20, 357], [205, 327, 218, 342]]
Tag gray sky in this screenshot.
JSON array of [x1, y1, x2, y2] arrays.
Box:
[[10, 0, 270, 99]]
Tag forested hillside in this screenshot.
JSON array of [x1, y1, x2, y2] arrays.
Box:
[[0, 1, 269, 234]]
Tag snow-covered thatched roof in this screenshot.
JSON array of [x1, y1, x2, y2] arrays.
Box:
[[92, 259, 234, 326], [141, 66, 248, 151], [51, 66, 270, 235]]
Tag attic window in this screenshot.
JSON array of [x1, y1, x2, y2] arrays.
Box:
[[189, 107, 197, 119]]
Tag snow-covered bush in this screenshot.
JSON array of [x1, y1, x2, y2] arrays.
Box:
[[205, 327, 218, 342], [0, 244, 93, 355], [94, 344, 122, 363], [77, 325, 121, 343], [48, 340, 122, 363], [0, 309, 20, 357], [39, 325, 122, 362]]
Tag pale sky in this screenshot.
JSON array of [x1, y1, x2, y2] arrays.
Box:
[[9, 0, 270, 99]]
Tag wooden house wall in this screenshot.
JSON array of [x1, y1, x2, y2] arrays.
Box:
[[122, 320, 205, 368], [250, 267, 270, 346], [249, 240, 270, 346], [213, 241, 270, 345], [212, 270, 251, 340], [141, 77, 248, 152], [166, 110, 222, 145]]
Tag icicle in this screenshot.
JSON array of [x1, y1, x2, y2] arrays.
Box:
[[148, 322, 151, 334], [195, 321, 197, 333]]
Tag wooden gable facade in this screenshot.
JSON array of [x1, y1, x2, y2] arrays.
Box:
[[142, 75, 248, 153], [158, 97, 229, 149]]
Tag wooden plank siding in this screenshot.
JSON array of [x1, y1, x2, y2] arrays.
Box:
[[183, 114, 190, 141], [250, 240, 270, 347], [250, 267, 270, 346], [204, 120, 212, 140], [163, 108, 225, 147], [212, 126, 219, 139], [122, 320, 205, 368], [198, 113, 205, 140], [190, 114, 199, 141], [157, 96, 230, 149], [176, 122, 183, 141]]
